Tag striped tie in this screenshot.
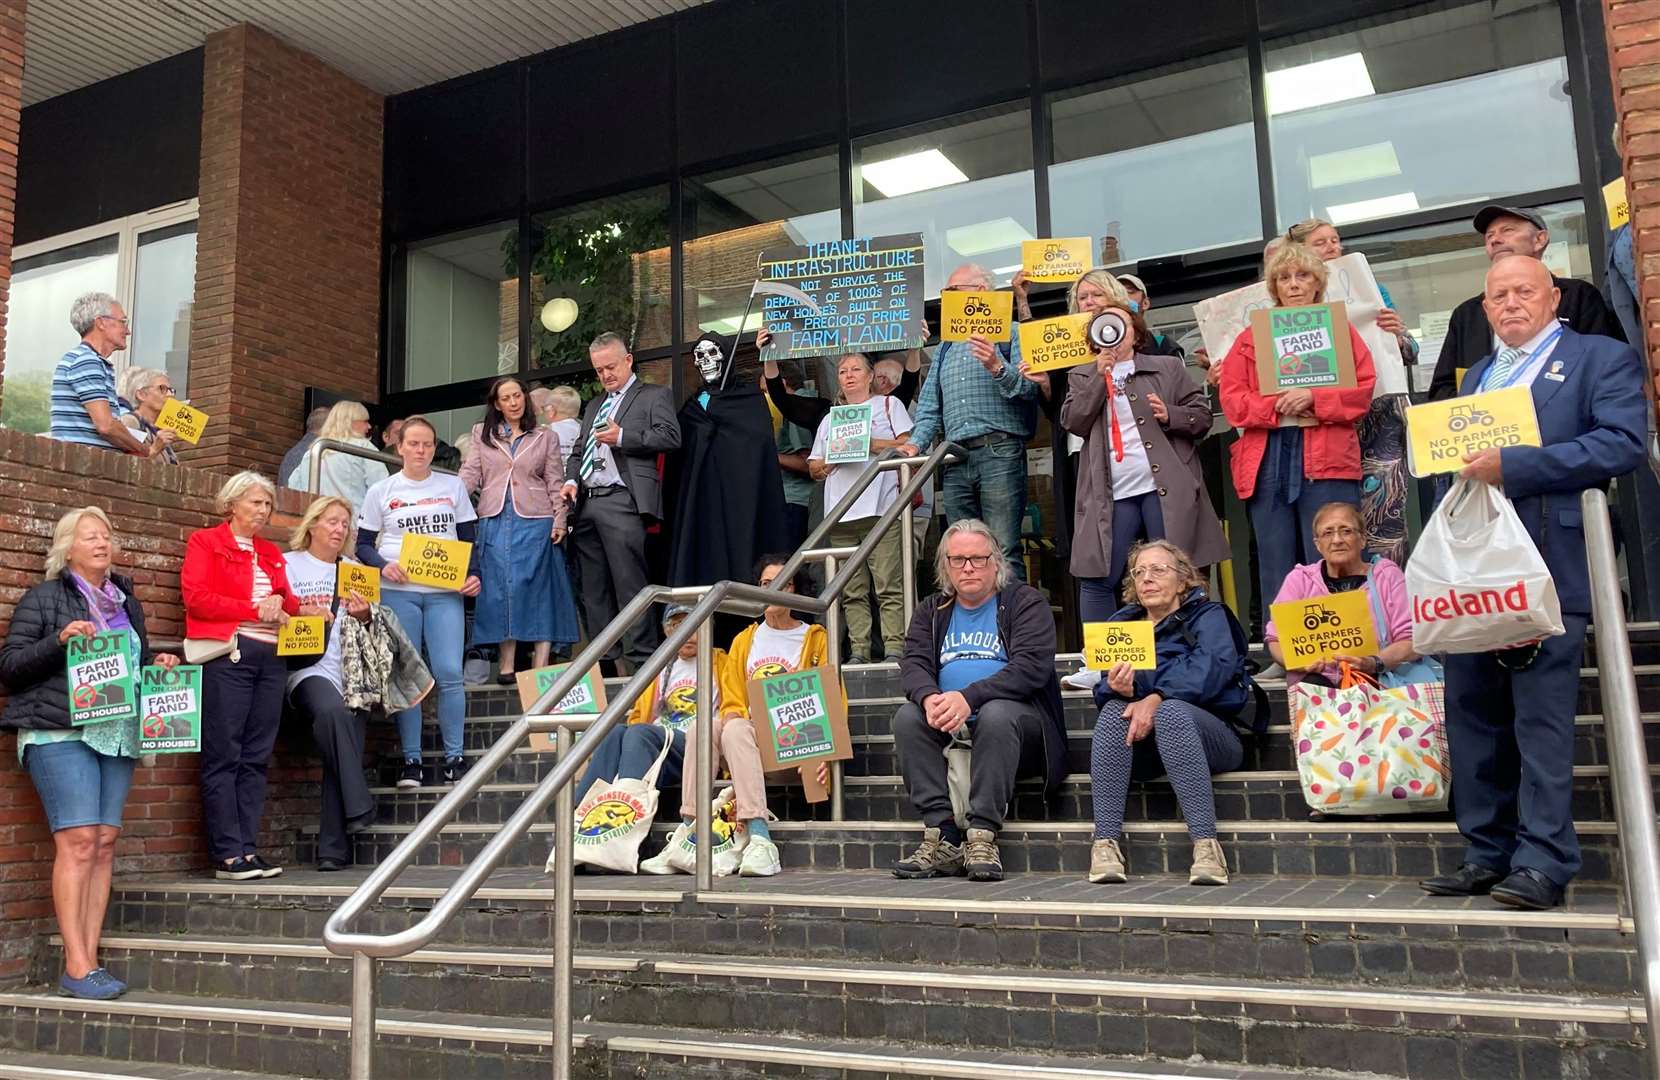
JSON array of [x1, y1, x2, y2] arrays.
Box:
[[580, 393, 617, 482], [1486, 345, 1524, 390]]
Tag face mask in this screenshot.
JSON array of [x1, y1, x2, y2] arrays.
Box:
[[693, 340, 725, 385], [1127, 300, 1141, 314]]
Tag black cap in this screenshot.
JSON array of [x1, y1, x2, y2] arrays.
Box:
[[1472, 204, 1546, 234]]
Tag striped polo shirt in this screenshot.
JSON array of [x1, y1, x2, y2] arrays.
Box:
[[49, 341, 119, 449]]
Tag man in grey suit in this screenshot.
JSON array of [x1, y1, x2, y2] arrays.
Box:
[[562, 332, 682, 669]]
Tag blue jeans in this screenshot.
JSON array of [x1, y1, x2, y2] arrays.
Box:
[[383, 589, 466, 761], [940, 435, 1027, 581], [1079, 490, 1167, 622], [577, 723, 686, 795], [1247, 476, 1360, 617], [25, 740, 136, 832]]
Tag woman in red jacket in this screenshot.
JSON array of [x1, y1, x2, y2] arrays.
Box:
[[1219, 244, 1376, 641], [180, 471, 308, 881]]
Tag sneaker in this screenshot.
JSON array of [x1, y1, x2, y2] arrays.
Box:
[[1257, 662, 1286, 680], [59, 968, 124, 1000], [215, 856, 264, 881], [640, 822, 695, 875], [86, 968, 127, 996], [318, 857, 347, 872], [1089, 838, 1127, 884], [739, 835, 782, 877], [441, 756, 468, 785], [397, 762, 424, 789], [1061, 668, 1102, 691], [892, 827, 964, 879], [962, 828, 1004, 882], [250, 854, 283, 879], [1190, 838, 1230, 886]]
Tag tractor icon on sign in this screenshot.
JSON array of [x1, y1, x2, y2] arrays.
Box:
[[1303, 608, 1341, 631], [1446, 404, 1495, 433]]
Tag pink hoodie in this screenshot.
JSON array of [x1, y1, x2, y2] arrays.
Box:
[[1263, 557, 1412, 686]]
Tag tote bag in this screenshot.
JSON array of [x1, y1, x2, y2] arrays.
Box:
[[567, 728, 675, 874], [1292, 667, 1450, 815]]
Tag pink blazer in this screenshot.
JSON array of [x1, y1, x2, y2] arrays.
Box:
[[460, 423, 568, 529]]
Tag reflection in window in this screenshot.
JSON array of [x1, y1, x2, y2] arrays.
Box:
[[403, 223, 519, 392], [1049, 51, 1260, 265], [417, 405, 487, 451], [1267, 0, 1576, 229], [131, 222, 197, 400], [854, 106, 1035, 299], [1, 236, 118, 434]]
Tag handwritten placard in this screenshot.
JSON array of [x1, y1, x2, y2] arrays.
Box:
[[140, 664, 202, 754], [1271, 590, 1379, 668], [398, 535, 472, 590], [757, 234, 926, 361], [1405, 386, 1542, 478], [823, 403, 873, 465], [940, 290, 1013, 343], [155, 398, 209, 444], [276, 615, 326, 656], [336, 561, 381, 604], [1021, 237, 1093, 283], [1082, 621, 1157, 671], [1018, 313, 1094, 374]]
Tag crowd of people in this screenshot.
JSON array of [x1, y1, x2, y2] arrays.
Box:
[[0, 199, 1648, 998]]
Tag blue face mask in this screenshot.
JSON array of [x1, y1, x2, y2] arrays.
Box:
[[1127, 300, 1141, 314]]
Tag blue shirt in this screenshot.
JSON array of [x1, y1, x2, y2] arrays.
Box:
[[937, 597, 1008, 696], [907, 334, 1035, 450], [49, 342, 120, 449]]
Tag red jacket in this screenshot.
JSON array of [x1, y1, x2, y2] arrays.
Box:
[[180, 522, 302, 641], [1218, 323, 1376, 499]]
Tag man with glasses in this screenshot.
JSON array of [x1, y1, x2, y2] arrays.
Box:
[[49, 293, 162, 457], [891, 519, 1067, 882], [118, 367, 181, 465]]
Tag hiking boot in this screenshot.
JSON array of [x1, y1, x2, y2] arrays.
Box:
[[962, 828, 1004, 882], [1089, 838, 1127, 884], [1189, 838, 1230, 886], [891, 827, 963, 879]]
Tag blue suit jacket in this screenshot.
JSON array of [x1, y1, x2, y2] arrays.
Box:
[[1460, 327, 1646, 615]]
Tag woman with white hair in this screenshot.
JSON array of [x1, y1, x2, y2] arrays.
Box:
[[286, 400, 388, 514], [1, 507, 181, 999], [116, 367, 180, 465], [181, 471, 314, 881]]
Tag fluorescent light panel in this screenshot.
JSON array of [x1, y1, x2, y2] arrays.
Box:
[[946, 218, 1035, 258], [860, 148, 968, 198], [1308, 141, 1402, 189], [1267, 53, 1375, 116], [1326, 191, 1420, 225]]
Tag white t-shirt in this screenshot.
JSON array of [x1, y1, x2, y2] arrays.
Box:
[[550, 418, 581, 458], [1108, 360, 1156, 500], [235, 535, 278, 643], [745, 621, 810, 681], [358, 471, 477, 595], [283, 551, 345, 695], [651, 656, 700, 732], [810, 394, 912, 522]]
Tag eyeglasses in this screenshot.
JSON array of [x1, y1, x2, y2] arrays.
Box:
[[1129, 564, 1177, 581], [946, 554, 993, 569], [1316, 526, 1361, 541], [97, 314, 130, 327]]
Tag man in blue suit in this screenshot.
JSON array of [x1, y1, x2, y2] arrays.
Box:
[[1421, 255, 1647, 909]]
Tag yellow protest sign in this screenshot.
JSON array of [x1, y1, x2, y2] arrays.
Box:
[[939, 290, 1012, 343], [276, 615, 326, 656], [1455, 367, 1469, 391], [1082, 621, 1157, 670], [155, 398, 209, 444], [1405, 386, 1542, 478], [1604, 176, 1629, 230], [1021, 237, 1092, 283], [1018, 313, 1093, 374], [1271, 590, 1378, 668], [336, 562, 381, 604], [398, 534, 473, 590]]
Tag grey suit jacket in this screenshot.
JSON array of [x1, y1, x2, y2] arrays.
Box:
[[565, 379, 681, 519]]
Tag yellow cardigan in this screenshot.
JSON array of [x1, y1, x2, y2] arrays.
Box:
[[719, 622, 834, 719], [624, 649, 729, 726]]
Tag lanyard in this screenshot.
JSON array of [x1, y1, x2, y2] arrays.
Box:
[[1480, 325, 1563, 393], [1104, 362, 1130, 463]]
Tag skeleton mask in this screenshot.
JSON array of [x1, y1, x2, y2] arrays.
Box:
[[693, 337, 726, 385]]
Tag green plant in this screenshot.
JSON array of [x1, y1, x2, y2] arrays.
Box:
[[0, 370, 52, 434]]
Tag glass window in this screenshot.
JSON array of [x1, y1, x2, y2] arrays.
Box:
[[130, 221, 197, 399], [529, 187, 672, 374], [1049, 51, 1261, 265], [853, 105, 1036, 299], [417, 405, 487, 450], [1, 236, 118, 434], [402, 223, 519, 392], [1266, 0, 1576, 229], [682, 150, 842, 341]]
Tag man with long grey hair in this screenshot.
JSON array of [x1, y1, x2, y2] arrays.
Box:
[[891, 518, 1067, 882], [49, 292, 157, 456]]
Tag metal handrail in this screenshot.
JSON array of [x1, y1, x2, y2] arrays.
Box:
[[301, 438, 456, 494], [322, 440, 963, 1079], [1583, 487, 1660, 1077]]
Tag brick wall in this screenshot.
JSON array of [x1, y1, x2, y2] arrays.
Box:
[[1605, 0, 1660, 395], [0, 431, 318, 981], [0, 1, 21, 407], [187, 23, 383, 478]]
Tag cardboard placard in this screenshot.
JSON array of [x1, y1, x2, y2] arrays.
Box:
[[65, 630, 138, 725], [155, 397, 208, 444], [1081, 621, 1157, 671], [1271, 590, 1380, 668], [823, 402, 873, 465], [1604, 176, 1630, 230], [1251, 302, 1358, 393], [139, 664, 202, 754], [1018, 313, 1094, 374], [758, 233, 927, 360], [276, 615, 326, 656], [746, 665, 851, 782], [398, 534, 473, 590], [336, 561, 381, 604], [516, 663, 608, 752], [1021, 237, 1092, 283], [1405, 386, 1542, 477], [939, 290, 1013, 343]]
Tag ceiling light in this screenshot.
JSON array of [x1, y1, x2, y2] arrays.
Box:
[[540, 298, 579, 333], [991, 263, 1024, 276], [860, 148, 969, 198], [946, 218, 1035, 258], [1266, 53, 1375, 116], [1308, 142, 1402, 189], [1325, 192, 1420, 225]]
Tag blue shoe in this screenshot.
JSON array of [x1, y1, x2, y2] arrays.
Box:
[[87, 968, 127, 996], [59, 968, 124, 1000]]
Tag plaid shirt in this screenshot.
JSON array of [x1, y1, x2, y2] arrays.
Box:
[[906, 334, 1035, 450]]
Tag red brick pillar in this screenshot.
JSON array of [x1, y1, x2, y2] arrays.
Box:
[[188, 24, 383, 478], [1604, 1, 1660, 397], [0, 0, 24, 409]]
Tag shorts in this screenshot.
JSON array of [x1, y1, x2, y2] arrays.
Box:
[[24, 739, 136, 832]]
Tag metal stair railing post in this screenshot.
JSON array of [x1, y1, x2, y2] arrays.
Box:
[[1583, 488, 1660, 1077], [551, 722, 576, 1080], [899, 461, 916, 623]]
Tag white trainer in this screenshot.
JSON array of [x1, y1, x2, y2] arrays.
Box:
[[739, 835, 782, 877], [1061, 668, 1102, 691], [640, 822, 695, 875]]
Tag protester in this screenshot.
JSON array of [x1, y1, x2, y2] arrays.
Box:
[[767, 362, 819, 550], [809, 353, 913, 663], [358, 416, 480, 788], [898, 264, 1036, 578], [1421, 255, 1645, 910], [0, 508, 181, 998], [49, 293, 161, 457], [1116, 274, 1184, 358], [873, 352, 922, 407], [545, 386, 584, 459], [283, 496, 377, 871], [116, 367, 180, 465], [181, 472, 307, 880], [891, 519, 1067, 882], [560, 333, 681, 671], [452, 431, 476, 466], [379, 418, 404, 453], [460, 376, 580, 682], [287, 401, 388, 511], [280, 407, 331, 490], [1088, 540, 1247, 886], [1219, 243, 1377, 648], [1428, 205, 1625, 401], [1284, 219, 1417, 362]]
